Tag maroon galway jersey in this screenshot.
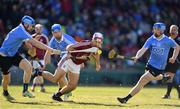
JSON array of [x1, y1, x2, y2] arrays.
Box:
[[70, 40, 95, 64], [32, 34, 48, 60]]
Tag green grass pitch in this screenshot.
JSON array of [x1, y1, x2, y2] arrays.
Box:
[[0, 86, 180, 109]]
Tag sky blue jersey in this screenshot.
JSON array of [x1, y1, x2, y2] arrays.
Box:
[[0, 24, 32, 57], [49, 33, 77, 57], [143, 34, 177, 70]]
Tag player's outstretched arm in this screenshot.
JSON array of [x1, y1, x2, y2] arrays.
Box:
[[134, 47, 148, 62], [27, 38, 60, 54]]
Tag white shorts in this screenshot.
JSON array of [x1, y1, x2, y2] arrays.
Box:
[[58, 54, 81, 74], [32, 60, 44, 69]]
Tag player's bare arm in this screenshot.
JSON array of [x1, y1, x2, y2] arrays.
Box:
[[27, 38, 59, 54], [90, 53, 101, 71], [134, 47, 148, 62]]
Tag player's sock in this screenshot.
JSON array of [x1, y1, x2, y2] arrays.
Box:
[[52, 91, 63, 102], [117, 94, 132, 103], [55, 92, 63, 97], [124, 94, 132, 101], [3, 90, 9, 96], [23, 83, 28, 93], [166, 83, 173, 96]]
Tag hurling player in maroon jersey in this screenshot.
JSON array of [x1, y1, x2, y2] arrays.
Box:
[[30, 24, 48, 92], [33, 32, 103, 102]]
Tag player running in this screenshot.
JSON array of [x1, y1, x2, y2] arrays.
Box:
[[33, 32, 103, 102], [0, 15, 59, 100], [162, 25, 180, 99], [117, 22, 180, 103]]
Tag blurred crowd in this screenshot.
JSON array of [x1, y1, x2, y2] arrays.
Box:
[[0, 0, 179, 70]]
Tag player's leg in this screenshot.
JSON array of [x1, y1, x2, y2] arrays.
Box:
[[2, 73, 15, 100], [38, 56, 69, 83], [39, 76, 45, 92], [62, 72, 79, 94], [58, 76, 68, 91], [31, 76, 38, 92], [32, 56, 68, 84], [31, 83, 36, 92], [162, 72, 174, 99], [1, 56, 15, 100], [38, 60, 46, 92], [117, 71, 157, 103], [52, 59, 81, 102], [32, 77, 38, 92], [19, 59, 34, 98], [52, 71, 79, 102], [2, 73, 10, 93], [39, 67, 66, 83], [58, 76, 73, 101]]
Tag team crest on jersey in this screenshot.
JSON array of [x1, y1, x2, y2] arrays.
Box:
[[152, 47, 164, 55]]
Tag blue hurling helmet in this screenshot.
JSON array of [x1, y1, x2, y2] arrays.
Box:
[[153, 22, 166, 31], [21, 15, 35, 25]]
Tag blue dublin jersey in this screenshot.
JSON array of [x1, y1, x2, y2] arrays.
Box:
[[0, 24, 32, 57], [143, 34, 177, 70], [49, 33, 77, 57]]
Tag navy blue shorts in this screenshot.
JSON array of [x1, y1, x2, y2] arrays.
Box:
[[0, 53, 24, 75], [145, 64, 164, 77]]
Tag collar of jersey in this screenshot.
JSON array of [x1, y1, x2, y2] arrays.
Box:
[[54, 34, 64, 43], [152, 34, 165, 41]]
